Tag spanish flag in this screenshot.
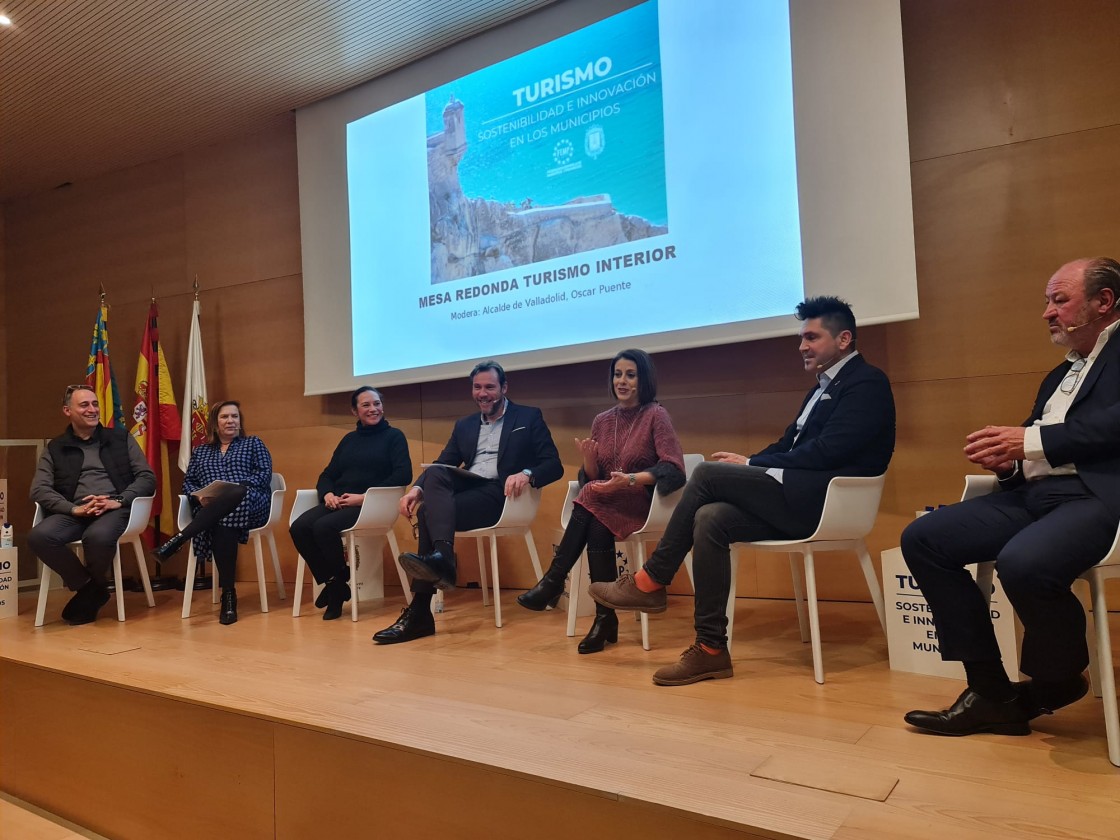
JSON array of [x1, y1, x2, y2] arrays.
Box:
[[130, 302, 181, 539], [85, 302, 126, 428]]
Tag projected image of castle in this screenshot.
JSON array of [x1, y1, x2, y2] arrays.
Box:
[[425, 2, 668, 285]]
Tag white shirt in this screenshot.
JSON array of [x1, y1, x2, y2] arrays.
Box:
[[1023, 320, 1120, 481]]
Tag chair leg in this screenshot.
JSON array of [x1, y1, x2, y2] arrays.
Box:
[[490, 535, 502, 628], [789, 555, 810, 643], [725, 550, 738, 654], [212, 559, 219, 604], [348, 536, 359, 623], [181, 546, 198, 618], [1077, 579, 1102, 698], [476, 537, 490, 607], [292, 555, 307, 617], [803, 549, 825, 684], [253, 535, 269, 612], [565, 551, 586, 638], [112, 549, 126, 621], [856, 541, 887, 634], [387, 531, 412, 605], [268, 532, 286, 600], [131, 537, 155, 607], [1088, 574, 1120, 767], [635, 542, 650, 651], [524, 530, 543, 581], [35, 564, 53, 627]]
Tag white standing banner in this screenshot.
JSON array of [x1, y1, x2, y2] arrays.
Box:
[[0, 547, 17, 619], [883, 546, 1020, 679]]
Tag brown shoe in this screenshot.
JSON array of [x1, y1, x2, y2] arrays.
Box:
[[653, 643, 733, 686], [588, 571, 667, 613]]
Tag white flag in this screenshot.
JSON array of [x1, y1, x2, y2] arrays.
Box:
[[178, 299, 209, 472]]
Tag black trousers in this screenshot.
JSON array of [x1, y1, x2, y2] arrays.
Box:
[[412, 466, 504, 595], [289, 504, 362, 585], [182, 484, 247, 590], [901, 475, 1114, 680], [28, 508, 131, 591], [643, 462, 814, 648]]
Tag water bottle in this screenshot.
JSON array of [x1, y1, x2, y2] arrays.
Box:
[[0, 522, 12, 548]]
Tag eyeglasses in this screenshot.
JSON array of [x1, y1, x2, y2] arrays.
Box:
[[408, 515, 419, 539], [1059, 358, 1088, 395]]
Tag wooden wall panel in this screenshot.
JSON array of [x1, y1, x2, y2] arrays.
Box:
[[902, 0, 1120, 161]]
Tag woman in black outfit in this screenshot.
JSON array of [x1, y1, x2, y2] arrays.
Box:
[[288, 386, 412, 619]]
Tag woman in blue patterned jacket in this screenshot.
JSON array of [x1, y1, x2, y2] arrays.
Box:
[[154, 401, 273, 625]]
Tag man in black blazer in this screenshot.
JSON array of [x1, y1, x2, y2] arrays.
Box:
[[373, 360, 563, 644], [903, 257, 1120, 737], [590, 297, 896, 684]]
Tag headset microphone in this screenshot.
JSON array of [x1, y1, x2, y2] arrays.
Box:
[[1067, 313, 1105, 333]]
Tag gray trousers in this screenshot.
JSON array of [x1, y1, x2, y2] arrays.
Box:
[[28, 509, 131, 590], [643, 462, 814, 648]]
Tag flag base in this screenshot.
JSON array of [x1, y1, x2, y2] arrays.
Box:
[[149, 576, 179, 591]]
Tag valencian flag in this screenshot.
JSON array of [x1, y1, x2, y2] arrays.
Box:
[[130, 302, 182, 539], [86, 302, 126, 428], [178, 297, 208, 472]]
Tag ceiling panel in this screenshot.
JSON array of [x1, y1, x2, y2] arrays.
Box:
[[0, 0, 558, 201]]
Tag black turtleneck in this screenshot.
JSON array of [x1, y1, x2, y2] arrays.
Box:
[[315, 420, 412, 500]]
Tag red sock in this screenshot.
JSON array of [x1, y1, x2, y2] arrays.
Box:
[[634, 569, 663, 593], [699, 642, 722, 656]]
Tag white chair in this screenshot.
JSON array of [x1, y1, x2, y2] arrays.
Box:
[[449, 487, 543, 628], [564, 453, 704, 649], [33, 496, 157, 626], [962, 474, 1120, 767], [717, 473, 888, 684], [290, 486, 408, 621], [180, 473, 287, 618]]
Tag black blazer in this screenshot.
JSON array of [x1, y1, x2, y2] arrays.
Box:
[[748, 353, 896, 521], [434, 401, 564, 488], [1004, 325, 1120, 518]]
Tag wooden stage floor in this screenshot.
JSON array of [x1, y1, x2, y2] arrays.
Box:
[[1, 584, 1117, 840]]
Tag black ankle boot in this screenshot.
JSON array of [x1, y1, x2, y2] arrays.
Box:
[[154, 531, 189, 560], [219, 588, 238, 625], [578, 607, 618, 654], [322, 579, 351, 621], [517, 562, 568, 611]]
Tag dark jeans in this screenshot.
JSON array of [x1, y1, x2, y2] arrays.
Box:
[[29, 508, 131, 590], [412, 466, 504, 595], [643, 462, 814, 648], [289, 504, 362, 584], [901, 475, 1114, 680]]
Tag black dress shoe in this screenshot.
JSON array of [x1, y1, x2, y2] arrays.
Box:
[[398, 551, 457, 591], [322, 580, 351, 621], [219, 588, 238, 625], [372, 605, 436, 644], [1016, 674, 1090, 719], [577, 610, 618, 654], [904, 687, 1032, 736], [517, 569, 566, 611], [154, 532, 189, 561], [64, 581, 111, 626]]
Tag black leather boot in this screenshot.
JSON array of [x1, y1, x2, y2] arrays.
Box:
[[578, 605, 619, 654], [219, 587, 238, 625], [154, 531, 189, 561], [517, 561, 568, 610], [517, 505, 593, 611], [322, 579, 351, 621]]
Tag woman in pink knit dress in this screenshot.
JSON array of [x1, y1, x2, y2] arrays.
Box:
[[517, 349, 685, 653]]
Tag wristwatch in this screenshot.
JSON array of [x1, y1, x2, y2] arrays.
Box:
[[628, 473, 636, 486], [108, 494, 125, 503], [521, 468, 533, 486]]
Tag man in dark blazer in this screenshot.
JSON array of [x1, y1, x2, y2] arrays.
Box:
[[903, 257, 1120, 737], [590, 297, 896, 684], [373, 360, 563, 644]]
